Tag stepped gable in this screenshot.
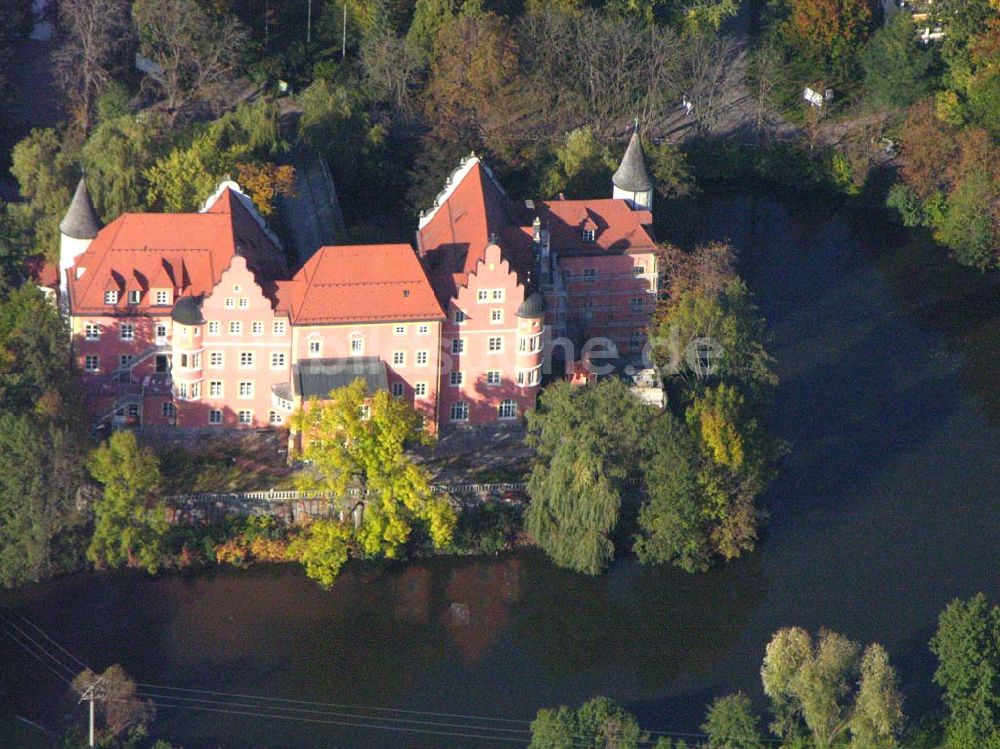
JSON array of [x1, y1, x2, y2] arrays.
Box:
[[276, 244, 445, 325]]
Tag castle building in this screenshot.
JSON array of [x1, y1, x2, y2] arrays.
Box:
[[58, 135, 659, 433]]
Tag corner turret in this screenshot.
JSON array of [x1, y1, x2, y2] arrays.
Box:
[[612, 129, 655, 215], [59, 178, 102, 309]]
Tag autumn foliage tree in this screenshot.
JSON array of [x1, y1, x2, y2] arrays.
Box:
[[781, 0, 874, 75]]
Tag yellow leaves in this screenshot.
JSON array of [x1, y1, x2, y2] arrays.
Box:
[[686, 383, 747, 470], [423, 496, 459, 549], [287, 519, 352, 588], [234, 162, 296, 216]]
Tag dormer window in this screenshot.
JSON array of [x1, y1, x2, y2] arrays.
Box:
[[582, 229, 596, 243], [154, 289, 172, 305], [105, 290, 118, 305]]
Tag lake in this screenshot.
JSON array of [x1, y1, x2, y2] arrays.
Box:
[[3, 191, 998, 748]]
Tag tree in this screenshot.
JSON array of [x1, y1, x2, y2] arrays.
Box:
[[9, 128, 77, 260], [292, 378, 456, 563], [87, 431, 167, 573], [53, 0, 133, 131], [525, 379, 649, 575], [861, 11, 934, 110], [529, 696, 645, 749], [929, 594, 1000, 748], [72, 665, 154, 739], [541, 127, 617, 199], [781, 0, 873, 75], [702, 692, 765, 749], [761, 628, 905, 748], [234, 162, 296, 216], [132, 0, 248, 122], [645, 139, 695, 200], [287, 519, 353, 588], [937, 168, 999, 271]]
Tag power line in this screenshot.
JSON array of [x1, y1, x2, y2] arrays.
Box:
[[16, 614, 89, 670], [1, 626, 76, 688]]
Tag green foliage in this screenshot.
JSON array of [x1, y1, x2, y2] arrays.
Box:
[[87, 431, 167, 574], [525, 378, 649, 575], [541, 127, 616, 199], [9, 128, 78, 260], [529, 696, 644, 749], [95, 81, 131, 125], [936, 168, 999, 270], [861, 11, 934, 110], [646, 139, 696, 200], [702, 692, 765, 749], [885, 183, 926, 227], [929, 594, 1000, 748], [287, 519, 353, 588], [296, 79, 372, 183], [82, 114, 169, 219]]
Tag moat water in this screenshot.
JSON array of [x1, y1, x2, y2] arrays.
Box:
[[3, 192, 999, 748]]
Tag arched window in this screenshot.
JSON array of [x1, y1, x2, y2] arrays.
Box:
[[498, 399, 517, 420]]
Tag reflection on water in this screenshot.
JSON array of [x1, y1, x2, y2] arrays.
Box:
[[2, 191, 998, 749]]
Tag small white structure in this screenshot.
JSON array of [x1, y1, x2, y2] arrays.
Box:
[[628, 368, 665, 408], [804, 87, 824, 108]]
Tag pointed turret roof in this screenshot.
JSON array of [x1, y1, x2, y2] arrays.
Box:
[[612, 131, 654, 193], [59, 178, 102, 240]]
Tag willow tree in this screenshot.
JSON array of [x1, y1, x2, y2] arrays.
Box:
[[292, 378, 456, 562]]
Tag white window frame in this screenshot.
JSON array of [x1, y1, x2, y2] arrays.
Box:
[[209, 351, 224, 368], [251, 321, 264, 336], [393, 325, 406, 336], [162, 402, 175, 418], [490, 309, 503, 324], [224, 298, 235, 309], [350, 335, 364, 355], [120, 324, 134, 341], [238, 410, 252, 424], [238, 298, 249, 309], [229, 321, 242, 335], [449, 371, 463, 387], [127, 289, 141, 305], [238, 381, 254, 399], [498, 399, 518, 419], [416, 351, 429, 366], [486, 370, 501, 386], [84, 355, 99, 371], [454, 309, 467, 324], [239, 351, 255, 369], [155, 290, 171, 305], [391, 382, 404, 397], [451, 339, 465, 355], [104, 290, 118, 305], [308, 337, 322, 356], [414, 382, 428, 397], [270, 352, 286, 370], [492, 289, 504, 301], [209, 381, 223, 397], [450, 402, 469, 422], [269, 411, 283, 425], [273, 320, 287, 335], [582, 229, 596, 243], [392, 351, 405, 366], [488, 337, 503, 353], [417, 324, 429, 335], [209, 409, 223, 425], [208, 321, 220, 335], [84, 324, 100, 341], [477, 290, 488, 302]]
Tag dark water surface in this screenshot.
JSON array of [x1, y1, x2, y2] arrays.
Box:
[[3, 193, 998, 748]]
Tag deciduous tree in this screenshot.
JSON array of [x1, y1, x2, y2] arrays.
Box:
[[72, 665, 154, 739], [781, 0, 873, 75], [288, 519, 353, 588], [702, 692, 765, 749], [529, 696, 645, 749]]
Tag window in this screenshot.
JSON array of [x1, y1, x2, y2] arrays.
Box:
[[517, 371, 525, 385], [269, 411, 283, 425], [155, 290, 171, 305], [127, 404, 139, 417], [454, 310, 467, 324], [359, 404, 371, 420], [239, 352, 255, 368], [207, 321, 220, 335], [450, 402, 469, 421], [391, 383, 404, 397], [477, 290, 488, 302], [209, 381, 223, 397], [85, 324, 100, 341], [582, 229, 596, 243], [393, 325, 406, 335], [582, 268, 596, 282], [392, 351, 405, 366], [629, 331, 644, 349], [498, 399, 518, 419], [104, 290, 118, 305], [177, 382, 188, 399], [634, 265, 645, 276], [486, 370, 501, 385], [225, 298, 235, 309], [308, 338, 321, 355], [251, 321, 264, 335], [414, 382, 428, 397], [155, 355, 168, 373], [490, 309, 503, 324], [492, 289, 504, 301], [416, 351, 428, 366], [209, 351, 223, 368], [238, 298, 249, 309], [631, 297, 644, 311], [451, 339, 465, 354], [238, 381, 254, 398], [450, 371, 464, 386], [190, 382, 201, 399], [162, 402, 175, 418], [530, 369, 539, 385], [127, 290, 141, 305], [519, 338, 526, 352], [417, 324, 429, 335], [488, 337, 503, 353], [271, 352, 286, 369], [350, 336, 363, 354], [273, 320, 287, 335], [84, 355, 99, 371], [209, 409, 223, 425], [120, 354, 133, 369], [155, 323, 167, 342], [120, 323, 134, 341], [232, 285, 242, 294], [229, 321, 242, 335], [238, 410, 252, 424]]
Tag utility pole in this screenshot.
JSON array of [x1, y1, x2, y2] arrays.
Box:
[[306, 0, 311, 45], [78, 675, 105, 749], [342, 2, 347, 60]]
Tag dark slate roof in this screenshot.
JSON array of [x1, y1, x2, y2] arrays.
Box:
[[59, 178, 103, 240], [292, 357, 388, 399], [517, 290, 545, 318], [171, 295, 205, 325], [612, 132, 654, 193]]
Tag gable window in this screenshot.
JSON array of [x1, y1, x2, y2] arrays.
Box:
[[488, 337, 503, 353], [350, 335, 364, 355], [127, 290, 141, 305], [393, 325, 406, 335], [582, 268, 596, 282], [238, 381, 254, 398], [450, 371, 464, 386], [225, 298, 235, 309], [451, 339, 465, 355], [84, 355, 99, 371], [477, 290, 488, 302], [85, 324, 100, 341], [273, 320, 287, 335], [209, 409, 223, 424], [208, 321, 220, 335], [239, 352, 255, 368], [391, 382, 404, 397], [486, 370, 501, 385], [582, 229, 596, 243], [417, 324, 429, 335], [634, 265, 645, 276], [454, 309, 467, 324], [155, 290, 171, 305], [229, 321, 242, 335], [271, 352, 286, 369], [209, 351, 223, 368], [450, 401, 469, 421], [416, 351, 428, 366], [251, 321, 264, 335], [392, 351, 405, 366], [120, 324, 134, 341], [238, 410, 252, 424], [490, 309, 503, 324], [414, 382, 428, 397], [492, 289, 504, 301], [238, 298, 249, 309], [104, 290, 118, 305], [498, 399, 517, 419]]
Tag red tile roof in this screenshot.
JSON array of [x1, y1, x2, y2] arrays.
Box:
[[278, 244, 445, 324], [536, 199, 656, 257], [66, 188, 286, 314]]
